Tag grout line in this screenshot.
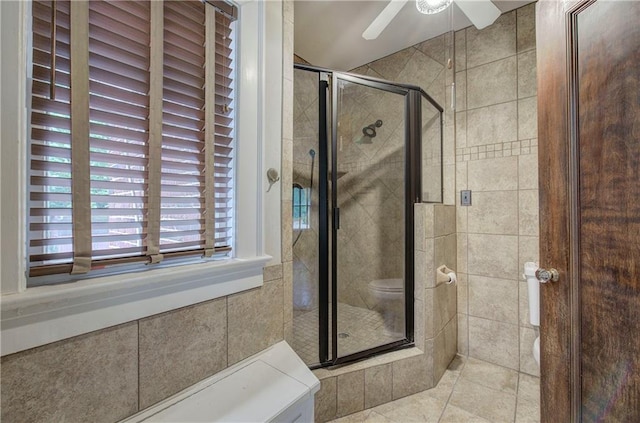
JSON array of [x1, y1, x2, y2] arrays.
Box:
[[436, 355, 467, 422]]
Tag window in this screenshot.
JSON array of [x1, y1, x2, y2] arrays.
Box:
[[2, 0, 279, 356], [28, 0, 237, 281], [292, 183, 311, 230]]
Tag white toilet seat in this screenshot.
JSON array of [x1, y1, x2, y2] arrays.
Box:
[[369, 278, 404, 292]]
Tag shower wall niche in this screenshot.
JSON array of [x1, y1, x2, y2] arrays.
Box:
[[291, 65, 443, 367]]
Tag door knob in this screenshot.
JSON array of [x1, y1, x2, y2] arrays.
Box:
[[535, 268, 559, 283]]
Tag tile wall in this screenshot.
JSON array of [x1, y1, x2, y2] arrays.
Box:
[[454, 4, 540, 376], [0, 265, 286, 422]]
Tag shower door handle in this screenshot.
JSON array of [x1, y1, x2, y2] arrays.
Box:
[[333, 207, 340, 230]]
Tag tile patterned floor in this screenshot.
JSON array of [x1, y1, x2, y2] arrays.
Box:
[[293, 303, 402, 365], [328, 355, 540, 423]]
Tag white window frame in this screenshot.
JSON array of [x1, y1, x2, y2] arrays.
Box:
[[0, 0, 283, 356]]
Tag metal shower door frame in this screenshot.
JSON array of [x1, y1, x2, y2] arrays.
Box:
[[329, 71, 420, 366]]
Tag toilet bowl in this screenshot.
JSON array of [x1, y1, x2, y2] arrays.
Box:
[[368, 278, 404, 338], [524, 262, 541, 367]]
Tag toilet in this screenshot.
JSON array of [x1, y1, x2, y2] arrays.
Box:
[[368, 278, 405, 338], [523, 262, 541, 367]]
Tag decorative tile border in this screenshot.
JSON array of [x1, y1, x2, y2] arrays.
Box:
[[456, 139, 537, 162]]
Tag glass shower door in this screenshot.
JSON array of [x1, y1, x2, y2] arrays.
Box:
[[332, 73, 411, 361]]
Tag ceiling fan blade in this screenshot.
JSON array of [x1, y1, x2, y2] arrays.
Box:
[[453, 0, 501, 30], [362, 0, 407, 40]]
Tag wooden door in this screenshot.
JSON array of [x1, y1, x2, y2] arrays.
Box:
[[537, 1, 640, 421]]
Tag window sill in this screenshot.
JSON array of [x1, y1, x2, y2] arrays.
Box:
[[0, 255, 271, 356]]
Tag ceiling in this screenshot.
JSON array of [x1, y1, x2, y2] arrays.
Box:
[[294, 0, 534, 71]]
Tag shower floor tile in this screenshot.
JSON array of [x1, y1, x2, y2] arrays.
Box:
[[292, 303, 401, 365]]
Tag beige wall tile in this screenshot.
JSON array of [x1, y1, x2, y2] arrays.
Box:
[[392, 351, 434, 399], [468, 316, 519, 370], [424, 288, 436, 340], [518, 151, 539, 190], [455, 72, 467, 112], [456, 272, 469, 315], [424, 204, 435, 238], [283, 260, 294, 324], [398, 50, 444, 92], [519, 281, 535, 328], [1, 323, 138, 423], [517, 3, 536, 53], [315, 376, 337, 423], [283, 0, 294, 23], [469, 275, 518, 324], [228, 280, 284, 365], [263, 263, 283, 281], [415, 249, 428, 295], [519, 236, 540, 279], [468, 156, 518, 191], [434, 281, 457, 333], [364, 364, 393, 409], [434, 205, 456, 236], [337, 370, 365, 417], [466, 11, 516, 68], [456, 233, 468, 274], [456, 205, 468, 234], [466, 101, 518, 147], [139, 299, 227, 409], [467, 56, 517, 109], [518, 190, 539, 236], [443, 164, 456, 205], [520, 327, 541, 377], [414, 203, 426, 252], [368, 48, 415, 81], [435, 234, 457, 274], [283, 76, 294, 140], [283, 20, 294, 78], [281, 200, 293, 262], [455, 29, 467, 71], [424, 238, 436, 289], [467, 234, 518, 279], [518, 96, 538, 140], [467, 190, 519, 235], [457, 313, 469, 355], [518, 50, 537, 98], [415, 298, 426, 350], [417, 34, 447, 66], [455, 111, 467, 148], [434, 317, 458, 382]]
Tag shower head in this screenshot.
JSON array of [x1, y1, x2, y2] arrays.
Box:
[[356, 119, 383, 144]]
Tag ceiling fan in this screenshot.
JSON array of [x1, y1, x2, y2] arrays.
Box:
[[363, 0, 501, 40]]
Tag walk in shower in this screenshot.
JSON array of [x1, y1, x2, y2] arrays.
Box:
[[292, 64, 443, 367]]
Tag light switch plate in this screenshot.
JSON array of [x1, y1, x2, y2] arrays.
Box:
[[461, 190, 472, 206]]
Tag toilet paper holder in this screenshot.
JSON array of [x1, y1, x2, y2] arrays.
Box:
[[437, 265, 457, 285]]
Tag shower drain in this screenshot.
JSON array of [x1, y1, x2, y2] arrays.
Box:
[[338, 332, 350, 339]]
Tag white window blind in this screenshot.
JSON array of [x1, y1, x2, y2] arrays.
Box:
[[28, 0, 236, 279]]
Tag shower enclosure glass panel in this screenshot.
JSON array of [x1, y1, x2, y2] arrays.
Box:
[[421, 93, 443, 203], [292, 68, 322, 366], [333, 76, 408, 358]]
